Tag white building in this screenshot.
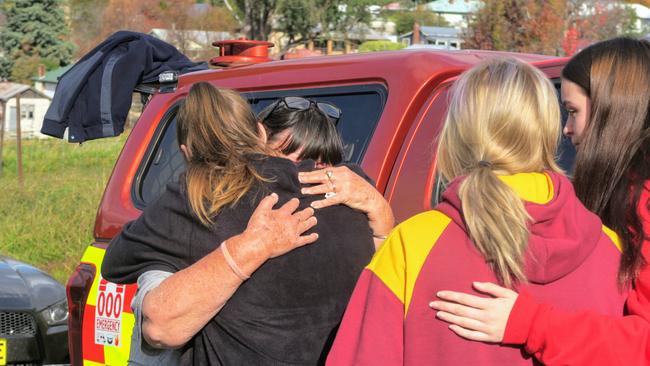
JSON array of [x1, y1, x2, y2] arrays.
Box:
[[399, 26, 464, 49], [32, 65, 71, 99], [0, 82, 51, 139], [424, 0, 481, 29]]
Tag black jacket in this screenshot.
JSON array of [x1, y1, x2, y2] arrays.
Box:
[[41, 31, 207, 143], [102, 156, 375, 366]]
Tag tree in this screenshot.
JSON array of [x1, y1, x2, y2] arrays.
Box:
[[0, 0, 75, 82], [358, 40, 406, 52], [99, 0, 165, 40], [465, 0, 638, 56], [69, 0, 108, 57], [464, 0, 565, 55], [274, 0, 392, 49], [392, 8, 450, 35], [233, 0, 278, 40], [158, 0, 238, 58]]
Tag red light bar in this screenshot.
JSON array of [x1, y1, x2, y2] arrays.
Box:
[[210, 39, 274, 67]]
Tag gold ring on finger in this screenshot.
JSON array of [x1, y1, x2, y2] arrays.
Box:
[[326, 170, 334, 180]]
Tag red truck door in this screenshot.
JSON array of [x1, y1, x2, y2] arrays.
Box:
[[384, 83, 452, 223]]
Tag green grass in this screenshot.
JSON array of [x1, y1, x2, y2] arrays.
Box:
[[0, 133, 129, 284]]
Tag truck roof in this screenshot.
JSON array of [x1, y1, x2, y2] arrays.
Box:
[[178, 49, 565, 91]]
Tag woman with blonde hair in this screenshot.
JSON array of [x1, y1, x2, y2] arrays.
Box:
[[431, 37, 650, 366], [326, 58, 626, 365], [102, 82, 385, 365]]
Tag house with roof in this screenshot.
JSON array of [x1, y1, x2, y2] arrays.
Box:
[[425, 0, 481, 28], [399, 25, 464, 49], [0, 82, 51, 139], [32, 64, 71, 98]]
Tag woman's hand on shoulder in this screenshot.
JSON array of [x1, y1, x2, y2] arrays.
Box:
[[429, 282, 518, 343], [298, 166, 395, 239], [243, 193, 319, 259]]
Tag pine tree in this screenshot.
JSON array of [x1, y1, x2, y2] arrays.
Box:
[[0, 0, 75, 82]]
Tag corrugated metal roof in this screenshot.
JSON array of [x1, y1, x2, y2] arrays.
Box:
[[420, 26, 462, 37], [399, 26, 462, 39], [0, 82, 50, 102]]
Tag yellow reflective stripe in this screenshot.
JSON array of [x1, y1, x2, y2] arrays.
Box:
[[498, 172, 554, 204], [83, 360, 104, 366], [81, 245, 106, 307], [81, 244, 106, 264], [367, 210, 451, 316], [103, 312, 135, 365], [602, 225, 623, 252]]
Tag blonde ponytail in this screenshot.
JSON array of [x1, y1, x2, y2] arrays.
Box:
[[437, 58, 562, 287], [458, 167, 530, 287]]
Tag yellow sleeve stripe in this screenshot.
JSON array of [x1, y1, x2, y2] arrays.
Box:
[[602, 225, 622, 252], [366, 210, 452, 316]]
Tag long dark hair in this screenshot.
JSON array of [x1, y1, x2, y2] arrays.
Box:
[[563, 37, 650, 285], [260, 101, 344, 165]]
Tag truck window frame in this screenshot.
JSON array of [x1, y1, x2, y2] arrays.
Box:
[[131, 83, 388, 209]]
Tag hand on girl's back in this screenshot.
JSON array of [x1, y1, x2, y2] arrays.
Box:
[[429, 282, 518, 343]]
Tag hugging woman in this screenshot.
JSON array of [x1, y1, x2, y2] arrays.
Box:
[[101, 82, 393, 365]]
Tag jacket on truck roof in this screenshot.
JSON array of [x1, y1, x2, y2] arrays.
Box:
[[41, 30, 207, 143]]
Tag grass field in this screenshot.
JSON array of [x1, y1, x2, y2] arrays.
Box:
[[0, 133, 129, 284]]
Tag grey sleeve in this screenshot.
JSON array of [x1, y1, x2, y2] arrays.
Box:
[[127, 270, 181, 366]]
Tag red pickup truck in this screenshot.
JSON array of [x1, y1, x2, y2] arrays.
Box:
[[65, 42, 572, 365]]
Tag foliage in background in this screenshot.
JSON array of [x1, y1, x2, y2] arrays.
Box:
[[392, 8, 450, 35], [0, 134, 128, 283], [275, 0, 391, 51], [0, 0, 75, 82], [464, 0, 566, 55], [358, 40, 406, 52], [68, 0, 108, 57], [465, 0, 639, 56], [68, 0, 237, 59]]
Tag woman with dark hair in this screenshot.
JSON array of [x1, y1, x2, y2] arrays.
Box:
[[102, 83, 392, 365], [430, 37, 650, 365], [260, 97, 395, 248]]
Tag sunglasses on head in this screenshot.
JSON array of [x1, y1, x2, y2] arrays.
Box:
[[258, 96, 342, 123]]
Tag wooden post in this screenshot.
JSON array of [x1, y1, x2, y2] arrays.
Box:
[[344, 40, 351, 54], [326, 39, 333, 55], [307, 40, 314, 51], [16, 93, 23, 187], [0, 100, 4, 178]]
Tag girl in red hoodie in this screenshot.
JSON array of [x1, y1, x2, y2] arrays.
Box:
[[431, 37, 650, 366], [326, 58, 628, 365]]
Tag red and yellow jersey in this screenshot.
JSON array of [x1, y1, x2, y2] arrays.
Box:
[[327, 172, 627, 366]]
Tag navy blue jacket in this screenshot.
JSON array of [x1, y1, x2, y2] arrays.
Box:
[[41, 31, 207, 143]]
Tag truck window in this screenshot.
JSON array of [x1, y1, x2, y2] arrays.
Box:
[[133, 84, 387, 208]]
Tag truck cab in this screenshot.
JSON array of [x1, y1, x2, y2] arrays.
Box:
[[66, 44, 570, 365]]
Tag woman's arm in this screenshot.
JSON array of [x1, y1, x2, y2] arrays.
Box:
[[142, 194, 319, 348], [299, 166, 394, 249], [430, 281, 650, 366]]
